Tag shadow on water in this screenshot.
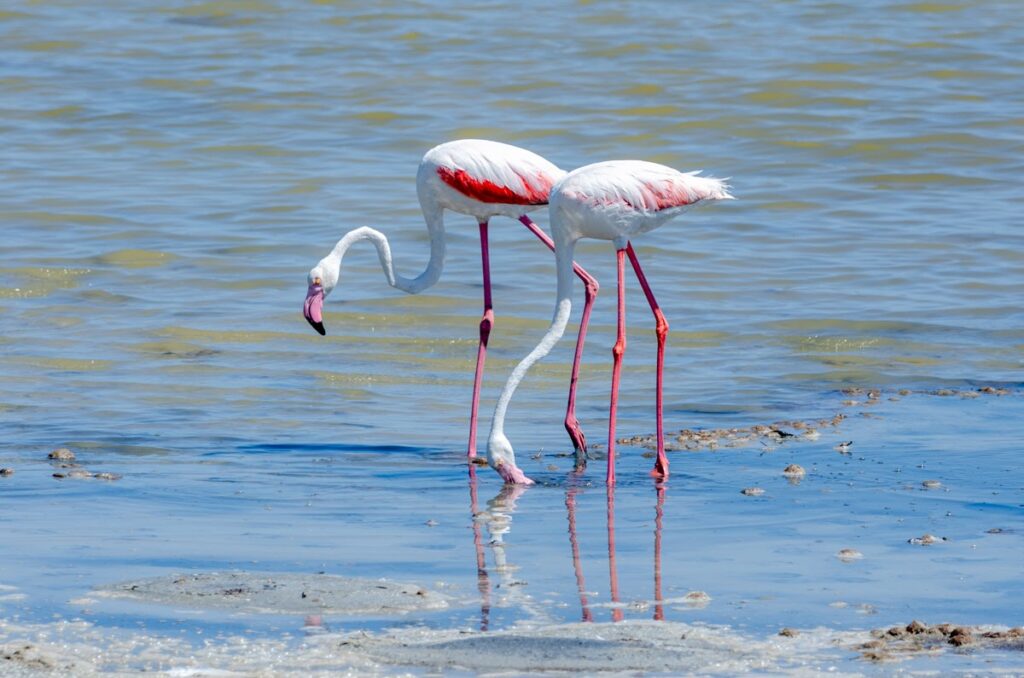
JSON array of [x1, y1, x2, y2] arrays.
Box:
[[236, 442, 431, 455]]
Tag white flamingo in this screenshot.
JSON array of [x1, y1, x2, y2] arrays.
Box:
[[487, 160, 733, 485], [302, 139, 598, 465]]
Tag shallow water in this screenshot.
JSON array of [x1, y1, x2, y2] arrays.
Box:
[[1, 0, 1023, 674]]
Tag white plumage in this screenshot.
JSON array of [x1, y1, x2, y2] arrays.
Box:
[[552, 160, 733, 244], [302, 139, 596, 479], [418, 139, 567, 222], [487, 159, 733, 486]]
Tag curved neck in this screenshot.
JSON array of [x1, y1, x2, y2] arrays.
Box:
[[489, 235, 577, 441], [329, 207, 446, 294]]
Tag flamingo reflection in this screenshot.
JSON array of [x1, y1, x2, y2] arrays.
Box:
[[468, 472, 668, 628], [467, 469, 551, 630], [576, 481, 667, 622], [467, 465, 492, 630], [653, 483, 666, 621], [606, 484, 624, 621]]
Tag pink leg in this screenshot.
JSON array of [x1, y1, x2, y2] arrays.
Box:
[[607, 247, 627, 486], [467, 221, 493, 459], [625, 244, 669, 479], [518, 216, 599, 465]]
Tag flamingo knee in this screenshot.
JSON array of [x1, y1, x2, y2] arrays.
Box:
[[478, 308, 494, 344], [654, 309, 668, 342], [612, 336, 627, 360]]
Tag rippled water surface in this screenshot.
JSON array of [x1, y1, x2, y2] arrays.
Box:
[[1, 0, 1022, 674]]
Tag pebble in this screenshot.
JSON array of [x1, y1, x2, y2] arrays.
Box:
[[908, 534, 945, 545], [623, 413, 847, 453], [683, 591, 711, 605], [54, 469, 92, 479], [740, 487, 765, 497], [977, 386, 1010, 396], [778, 627, 799, 637], [921, 480, 942, 489], [906, 619, 929, 634], [834, 441, 853, 454], [424, 519, 439, 527], [860, 621, 1024, 660], [948, 627, 973, 646], [48, 448, 75, 461], [0, 468, 13, 477], [53, 470, 122, 481], [837, 548, 863, 561], [782, 464, 806, 478]]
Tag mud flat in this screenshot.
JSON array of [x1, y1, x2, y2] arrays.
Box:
[[95, 571, 450, 616]]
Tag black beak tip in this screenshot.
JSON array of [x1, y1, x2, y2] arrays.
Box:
[[306, 317, 326, 336]]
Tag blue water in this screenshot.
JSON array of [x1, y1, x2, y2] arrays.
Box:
[[1, 0, 1023, 673]]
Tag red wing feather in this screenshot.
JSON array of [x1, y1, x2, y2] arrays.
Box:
[[437, 166, 551, 206]]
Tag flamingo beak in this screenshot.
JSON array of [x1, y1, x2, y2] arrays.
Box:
[[303, 283, 326, 335]]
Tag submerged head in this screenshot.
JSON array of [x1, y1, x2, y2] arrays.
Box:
[[302, 260, 338, 336], [487, 434, 535, 486]]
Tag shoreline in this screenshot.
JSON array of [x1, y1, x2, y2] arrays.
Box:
[[3, 595, 1022, 676]]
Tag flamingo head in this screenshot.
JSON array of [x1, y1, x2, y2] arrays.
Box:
[[303, 263, 337, 336], [487, 434, 535, 486]]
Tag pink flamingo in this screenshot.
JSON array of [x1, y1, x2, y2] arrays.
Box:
[[302, 140, 598, 465], [487, 160, 732, 485]]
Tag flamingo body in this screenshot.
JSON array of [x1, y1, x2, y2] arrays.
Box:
[[417, 139, 564, 221], [487, 159, 733, 485], [552, 161, 733, 243], [303, 140, 597, 475]]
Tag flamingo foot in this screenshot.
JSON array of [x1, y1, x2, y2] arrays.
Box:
[[564, 416, 588, 470], [650, 457, 669, 481]]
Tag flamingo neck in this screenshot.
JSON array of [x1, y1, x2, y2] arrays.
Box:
[[487, 234, 577, 463], [329, 207, 446, 295]]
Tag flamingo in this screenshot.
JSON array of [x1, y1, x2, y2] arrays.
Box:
[[487, 160, 733, 485], [302, 139, 599, 468]]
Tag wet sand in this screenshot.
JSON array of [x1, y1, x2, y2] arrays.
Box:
[[96, 572, 449, 616]]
